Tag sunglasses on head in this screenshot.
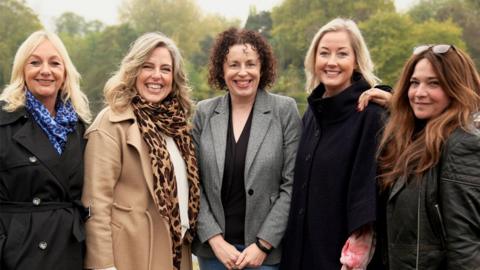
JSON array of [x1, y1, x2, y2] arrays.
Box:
[[412, 44, 455, 55]]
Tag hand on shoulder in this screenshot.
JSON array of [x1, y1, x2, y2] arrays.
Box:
[[357, 87, 392, 112]]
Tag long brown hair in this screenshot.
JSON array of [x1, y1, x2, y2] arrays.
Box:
[[378, 46, 480, 189]]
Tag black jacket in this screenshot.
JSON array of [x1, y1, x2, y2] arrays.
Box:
[[0, 105, 87, 270], [384, 128, 480, 269], [281, 76, 386, 269]]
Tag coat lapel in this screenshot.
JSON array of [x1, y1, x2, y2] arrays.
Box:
[[12, 119, 82, 197], [245, 90, 272, 183], [209, 95, 229, 186], [388, 175, 407, 201], [110, 107, 156, 200]]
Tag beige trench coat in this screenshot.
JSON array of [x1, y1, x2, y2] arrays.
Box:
[[82, 106, 192, 270]]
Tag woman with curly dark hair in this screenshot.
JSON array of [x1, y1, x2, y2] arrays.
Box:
[[192, 27, 302, 270]]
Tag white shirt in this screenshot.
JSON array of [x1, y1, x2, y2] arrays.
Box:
[[163, 134, 190, 238]]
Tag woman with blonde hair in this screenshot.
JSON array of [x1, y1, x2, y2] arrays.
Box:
[[281, 18, 388, 269], [82, 32, 199, 270], [378, 45, 480, 269], [0, 30, 91, 270]]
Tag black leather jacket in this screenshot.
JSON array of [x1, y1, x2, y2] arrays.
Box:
[[384, 128, 480, 270]]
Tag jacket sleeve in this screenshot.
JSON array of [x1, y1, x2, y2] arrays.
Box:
[[82, 127, 122, 268], [192, 103, 223, 243], [346, 106, 384, 234], [256, 97, 302, 247], [440, 131, 480, 269]]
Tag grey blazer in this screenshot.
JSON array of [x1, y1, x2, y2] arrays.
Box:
[[191, 89, 302, 265]]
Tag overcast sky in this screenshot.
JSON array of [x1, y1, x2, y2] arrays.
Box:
[[25, 0, 418, 30]]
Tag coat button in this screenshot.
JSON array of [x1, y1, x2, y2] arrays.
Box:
[[305, 154, 312, 161], [32, 197, 41, 205], [301, 182, 307, 189], [299, 208, 305, 215], [314, 129, 320, 137], [29, 156, 37, 163], [248, 189, 254, 196], [38, 241, 47, 250]]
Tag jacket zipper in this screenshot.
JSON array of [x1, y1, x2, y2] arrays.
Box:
[[434, 204, 447, 248]]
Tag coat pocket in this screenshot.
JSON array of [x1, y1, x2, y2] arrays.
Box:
[[112, 202, 133, 212], [111, 202, 131, 244], [110, 202, 133, 257]]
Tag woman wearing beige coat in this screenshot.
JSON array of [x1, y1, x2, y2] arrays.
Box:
[[82, 32, 200, 270]]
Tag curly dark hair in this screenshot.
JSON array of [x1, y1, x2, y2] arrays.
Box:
[[208, 27, 277, 91]]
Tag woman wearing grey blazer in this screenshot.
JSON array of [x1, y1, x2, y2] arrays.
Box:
[[192, 28, 302, 270]]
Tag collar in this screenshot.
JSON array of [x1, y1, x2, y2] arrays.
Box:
[[0, 102, 29, 126], [213, 89, 272, 115], [108, 104, 136, 123], [307, 74, 370, 124]]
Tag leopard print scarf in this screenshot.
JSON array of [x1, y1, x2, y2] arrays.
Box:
[[131, 95, 200, 270]]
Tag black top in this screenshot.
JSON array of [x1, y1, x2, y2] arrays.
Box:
[[281, 75, 386, 270], [221, 97, 254, 244]]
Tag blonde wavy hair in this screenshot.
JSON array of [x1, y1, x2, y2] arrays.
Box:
[[378, 46, 480, 189], [0, 30, 91, 123], [304, 18, 380, 93], [104, 32, 194, 117]]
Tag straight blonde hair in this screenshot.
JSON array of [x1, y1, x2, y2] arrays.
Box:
[[304, 18, 380, 92], [0, 30, 91, 123]]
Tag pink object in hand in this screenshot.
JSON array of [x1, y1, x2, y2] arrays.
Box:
[[339, 227, 375, 270]]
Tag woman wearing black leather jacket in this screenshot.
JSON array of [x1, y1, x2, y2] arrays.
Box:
[[377, 44, 480, 269]]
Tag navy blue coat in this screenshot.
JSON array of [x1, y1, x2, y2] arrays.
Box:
[[281, 76, 386, 269], [0, 105, 86, 270]]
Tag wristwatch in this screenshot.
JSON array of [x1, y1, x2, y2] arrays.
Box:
[[255, 238, 273, 254]]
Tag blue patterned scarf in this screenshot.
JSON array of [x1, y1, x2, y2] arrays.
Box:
[[25, 90, 78, 155]]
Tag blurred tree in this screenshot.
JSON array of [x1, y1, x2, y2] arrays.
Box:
[[0, 0, 42, 88], [119, 0, 200, 58], [274, 64, 307, 113], [74, 24, 138, 113], [119, 0, 237, 59], [55, 12, 105, 36], [270, 0, 324, 69], [187, 62, 219, 102], [55, 12, 87, 36], [191, 35, 213, 67], [271, 0, 395, 70], [408, 0, 480, 68], [245, 7, 272, 40], [465, 0, 479, 9], [362, 12, 465, 85]]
